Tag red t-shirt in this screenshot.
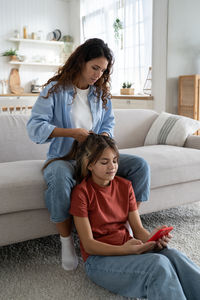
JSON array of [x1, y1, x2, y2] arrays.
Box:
[[70, 176, 137, 262]]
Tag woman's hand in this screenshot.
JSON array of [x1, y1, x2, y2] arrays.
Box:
[[72, 128, 90, 142], [122, 238, 156, 255]]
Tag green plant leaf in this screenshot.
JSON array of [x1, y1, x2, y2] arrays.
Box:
[[2, 48, 18, 56]]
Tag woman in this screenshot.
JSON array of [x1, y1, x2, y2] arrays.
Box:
[[70, 133, 200, 300], [27, 38, 150, 271]]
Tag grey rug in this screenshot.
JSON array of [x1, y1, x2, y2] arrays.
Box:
[[0, 202, 200, 300]]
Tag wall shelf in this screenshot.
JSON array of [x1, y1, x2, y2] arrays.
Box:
[[112, 95, 153, 100], [8, 37, 67, 67], [9, 61, 61, 67], [8, 38, 65, 46]]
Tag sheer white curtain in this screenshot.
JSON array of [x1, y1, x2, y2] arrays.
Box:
[[80, 0, 152, 94]]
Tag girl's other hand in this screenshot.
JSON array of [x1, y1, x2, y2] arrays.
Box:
[[122, 238, 156, 255], [73, 128, 90, 142]]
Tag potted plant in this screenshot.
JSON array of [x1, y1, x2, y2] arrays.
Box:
[[1, 49, 19, 61], [120, 82, 134, 95], [113, 18, 123, 41]]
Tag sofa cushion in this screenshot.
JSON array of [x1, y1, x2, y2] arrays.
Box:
[[119, 145, 200, 189], [0, 160, 46, 215], [144, 112, 200, 147], [1, 146, 200, 215], [0, 114, 48, 163], [114, 109, 158, 149]]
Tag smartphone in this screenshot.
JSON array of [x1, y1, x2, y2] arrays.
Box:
[[147, 226, 173, 242]]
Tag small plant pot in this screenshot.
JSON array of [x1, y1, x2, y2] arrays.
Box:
[[10, 55, 19, 61], [120, 88, 134, 95]]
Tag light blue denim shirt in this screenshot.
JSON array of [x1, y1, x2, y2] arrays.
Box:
[[27, 82, 115, 160]]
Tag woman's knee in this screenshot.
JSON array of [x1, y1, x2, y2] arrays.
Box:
[[119, 154, 150, 176], [43, 160, 76, 222], [44, 160, 76, 187], [132, 156, 150, 176]]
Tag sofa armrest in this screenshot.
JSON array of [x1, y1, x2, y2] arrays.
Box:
[[184, 135, 200, 150]]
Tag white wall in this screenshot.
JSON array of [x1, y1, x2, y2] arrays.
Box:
[[152, 0, 168, 113], [153, 0, 200, 114], [68, 0, 81, 48], [0, 0, 70, 93], [166, 0, 200, 113]]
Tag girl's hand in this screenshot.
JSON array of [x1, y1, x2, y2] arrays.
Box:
[[122, 238, 156, 255], [156, 233, 172, 250], [149, 226, 173, 251], [72, 128, 90, 142]]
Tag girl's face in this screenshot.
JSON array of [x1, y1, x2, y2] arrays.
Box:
[[77, 57, 108, 89], [88, 147, 118, 187]]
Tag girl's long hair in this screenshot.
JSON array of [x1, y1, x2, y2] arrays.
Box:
[[43, 38, 114, 108], [42, 134, 119, 183]]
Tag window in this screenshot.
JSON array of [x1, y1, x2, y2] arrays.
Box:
[[80, 0, 152, 95]]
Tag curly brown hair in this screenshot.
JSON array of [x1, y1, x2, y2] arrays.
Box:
[[43, 38, 114, 108]]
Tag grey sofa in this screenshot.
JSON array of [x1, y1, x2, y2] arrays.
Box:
[[1, 109, 200, 246]]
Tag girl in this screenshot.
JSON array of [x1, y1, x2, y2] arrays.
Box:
[[70, 134, 200, 300], [26, 38, 150, 271]]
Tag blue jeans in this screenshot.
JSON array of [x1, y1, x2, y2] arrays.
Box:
[[85, 248, 200, 300], [43, 154, 150, 222]]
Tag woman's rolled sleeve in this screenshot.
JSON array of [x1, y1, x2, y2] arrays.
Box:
[[27, 116, 56, 144], [27, 91, 55, 144]]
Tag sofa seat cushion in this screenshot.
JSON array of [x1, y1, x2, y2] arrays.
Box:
[[0, 160, 46, 215], [119, 145, 200, 189]]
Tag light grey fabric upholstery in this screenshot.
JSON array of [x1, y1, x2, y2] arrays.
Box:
[[0, 210, 57, 246], [119, 145, 200, 188], [0, 160, 46, 214], [0, 114, 48, 163], [0, 109, 200, 246], [140, 180, 200, 215], [184, 135, 200, 150], [114, 109, 158, 149]]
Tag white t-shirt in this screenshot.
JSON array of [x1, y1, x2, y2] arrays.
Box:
[[71, 87, 93, 131]]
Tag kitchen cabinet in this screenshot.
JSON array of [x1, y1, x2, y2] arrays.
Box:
[[0, 94, 37, 114], [178, 75, 200, 135]]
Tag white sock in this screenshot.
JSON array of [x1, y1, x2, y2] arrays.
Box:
[[60, 235, 78, 271]]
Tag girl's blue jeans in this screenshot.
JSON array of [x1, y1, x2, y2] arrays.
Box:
[[85, 248, 200, 300], [43, 154, 150, 222]]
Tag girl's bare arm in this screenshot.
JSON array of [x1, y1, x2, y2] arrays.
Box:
[[128, 210, 151, 242], [73, 216, 155, 256], [128, 210, 172, 248]]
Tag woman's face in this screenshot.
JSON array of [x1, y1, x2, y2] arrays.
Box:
[[77, 57, 108, 89], [88, 147, 118, 187]]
